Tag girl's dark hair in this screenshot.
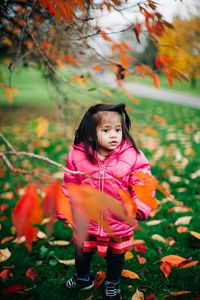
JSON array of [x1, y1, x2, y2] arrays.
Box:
[[74, 103, 139, 162]]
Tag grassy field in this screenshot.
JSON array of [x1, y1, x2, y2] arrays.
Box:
[[0, 65, 200, 299]]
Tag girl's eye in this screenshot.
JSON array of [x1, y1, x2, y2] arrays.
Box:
[[116, 128, 121, 132], [103, 129, 108, 132]]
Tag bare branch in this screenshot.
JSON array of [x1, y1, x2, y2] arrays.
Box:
[[0, 132, 16, 152]]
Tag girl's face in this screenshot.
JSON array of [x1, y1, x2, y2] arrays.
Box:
[[96, 111, 122, 157]]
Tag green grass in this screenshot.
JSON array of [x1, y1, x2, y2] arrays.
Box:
[[129, 73, 200, 96], [0, 65, 200, 299]]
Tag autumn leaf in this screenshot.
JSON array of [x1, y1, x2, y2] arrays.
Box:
[[160, 261, 173, 278], [49, 240, 70, 246], [125, 251, 134, 260], [131, 288, 144, 299], [175, 216, 192, 225], [134, 243, 147, 253], [0, 83, 19, 103], [177, 226, 188, 233], [118, 189, 137, 219], [53, 255, 75, 265], [12, 184, 43, 251], [93, 64, 102, 71], [0, 248, 11, 262], [136, 255, 146, 264], [153, 73, 160, 89], [35, 117, 49, 138], [93, 271, 105, 290], [98, 88, 113, 98], [151, 234, 166, 243], [154, 115, 166, 126], [0, 269, 10, 281], [190, 231, 200, 239], [160, 255, 186, 267], [122, 270, 140, 280], [121, 86, 139, 105], [26, 267, 38, 280], [1, 236, 14, 244], [2, 284, 25, 294], [133, 23, 142, 43]]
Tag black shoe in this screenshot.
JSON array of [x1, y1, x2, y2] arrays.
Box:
[[103, 281, 122, 299], [64, 273, 94, 290]]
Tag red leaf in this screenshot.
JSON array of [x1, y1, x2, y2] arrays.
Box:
[[26, 267, 38, 280], [134, 243, 147, 253], [2, 284, 25, 294], [12, 184, 42, 251], [155, 56, 162, 70], [134, 23, 142, 43], [145, 295, 156, 300], [93, 271, 105, 290], [160, 261, 173, 278]]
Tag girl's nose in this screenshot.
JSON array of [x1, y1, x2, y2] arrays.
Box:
[[110, 130, 117, 137]]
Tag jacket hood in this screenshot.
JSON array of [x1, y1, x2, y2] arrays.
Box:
[[72, 139, 133, 160]]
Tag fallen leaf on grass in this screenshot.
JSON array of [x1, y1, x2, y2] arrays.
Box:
[[125, 251, 134, 260], [122, 270, 140, 280], [2, 284, 25, 294], [0, 269, 10, 281], [93, 271, 105, 290], [151, 234, 166, 243], [160, 261, 173, 278], [134, 244, 147, 253], [49, 240, 70, 246], [53, 255, 75, 265], [168, 206, 192, 213], [1, 236, 14, 244], [160, 255, 186, 266], [131, 288, 144, 299], [26, 267, 38, 280], [145, 294, 156, 300], [175, 216, 192, 225], [164, 290, 191, 297], [0, 248, 11, 262], [177, 226, 188, 233], [136, 255, 146, 264], [165, 237, 176, 246], [190, 231, 200, 239], [132, 240, 146, 245], [146, 220, 164, 226]]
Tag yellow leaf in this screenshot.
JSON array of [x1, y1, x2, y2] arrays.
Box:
[[98, 88, 113, 98], [122, 270, 140, 280], [190, 231, 200, 239], [35, 117, 49, 138], [49, 240, 70, 246], [151, 234, 166, 243], [125, 251, 134, 260], [175, 216, 192, 225], [53, 255, 75, 265], [146, 220, 164, 226], [131, 288, 144, 300], [0, 248, 11, 262]]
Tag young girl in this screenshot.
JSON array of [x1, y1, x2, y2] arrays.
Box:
[[61, 103, 153, 299]]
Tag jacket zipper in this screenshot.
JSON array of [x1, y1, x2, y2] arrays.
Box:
[[97, 156, 113, 236]]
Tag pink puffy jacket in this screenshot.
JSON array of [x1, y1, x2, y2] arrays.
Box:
[[61, 140, 152, 238]]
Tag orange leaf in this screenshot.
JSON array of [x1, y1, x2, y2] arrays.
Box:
[[154, 114, 166, 125], [56, 188, 74, 227], [118, 189, 137, 219], [1, 237, 14, 244], [0, 83, 19, 104], [131, 172, 157, 209], [142, 127, 158, 137], [121, 86, 139, 105], [121, 269, 140, 279], [163, 69, 174, 87], [0, 269, 10, 281], [160, 255, 186, 267], [93, 64, 102, 71], [98, 88, 113, 98], [26, 267, 38, 280], [12, 185, 42, 251], [134, 23, 142, 43], [93, 271, 105, 290], [65, 54, 79, 66], [160, 261, 173, 278], [136, 255, 146, 264], [153, 73, 160, 89], [177, 226, 188, 233]]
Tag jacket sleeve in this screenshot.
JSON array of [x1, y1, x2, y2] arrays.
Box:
[[129, 151, 153, 221], [57, 150, 80, 220]]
